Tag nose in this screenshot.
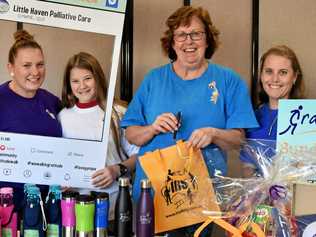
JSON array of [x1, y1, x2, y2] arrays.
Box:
[[79, 80, 87, 89], [185, 34, 193, 43], [31, 66, 39, 76], [272, 73, 280, 82]]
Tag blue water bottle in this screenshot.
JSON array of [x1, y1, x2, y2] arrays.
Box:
[[95, 192, 109, 237], [23, 186, 47, 237], [45, 185, 62, 237]]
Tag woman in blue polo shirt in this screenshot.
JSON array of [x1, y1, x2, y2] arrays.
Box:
[[121, 5, 257, 236], [240, 45, 305, 177]]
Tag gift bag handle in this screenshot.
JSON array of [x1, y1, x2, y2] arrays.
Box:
[[194, 217, 242, 237], [193, 218, 265, 237], [154, 140, 194, 174]]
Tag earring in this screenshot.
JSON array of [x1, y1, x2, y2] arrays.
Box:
[[293, 80, 296, 85], [10, 72, 14, 77]]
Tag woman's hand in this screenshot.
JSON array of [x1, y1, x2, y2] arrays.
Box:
[[91, 165, 120, 188], [125, 112, 180, 146], [151, 113, 179, 135], [187, 127, 244, 150], [187, 127, 218, 149]]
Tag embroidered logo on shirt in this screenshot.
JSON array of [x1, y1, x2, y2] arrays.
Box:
[[208, 81, 219, 104], [46, 109, 56, 120]]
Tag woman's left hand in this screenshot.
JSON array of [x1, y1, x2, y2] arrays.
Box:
[[187, 127, 218, 149], [91, 165, 120, 188]]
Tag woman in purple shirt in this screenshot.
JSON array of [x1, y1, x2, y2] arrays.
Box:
[[0, 29, 62, 209]]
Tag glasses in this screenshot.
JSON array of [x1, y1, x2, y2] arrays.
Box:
[[173, 31, 205, 42]]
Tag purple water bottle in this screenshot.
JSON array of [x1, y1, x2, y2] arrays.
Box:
[[136, 179, 154, 237]]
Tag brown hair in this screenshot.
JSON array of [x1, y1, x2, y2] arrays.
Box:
[[8, 30, 43, 64], [61, 52, 107, 109], [161, 6, 220, 61], [62, 52, 125, 160], [256, 45, 305, 106]]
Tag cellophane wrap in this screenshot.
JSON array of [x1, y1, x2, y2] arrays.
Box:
[[196, 139, 316, 236]]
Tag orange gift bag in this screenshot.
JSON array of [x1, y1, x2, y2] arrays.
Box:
[[139, 140, 220, 234]]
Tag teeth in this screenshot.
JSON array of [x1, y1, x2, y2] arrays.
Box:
[[27, 78, 39, 82], [184, 48, 196, 52], [269, 85, 281, 89]]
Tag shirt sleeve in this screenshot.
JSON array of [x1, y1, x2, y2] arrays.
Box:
[[120, 128, 139, 157], [224, 70, 258, 129]]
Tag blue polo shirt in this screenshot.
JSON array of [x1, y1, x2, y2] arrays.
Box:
[[121, 63, 258, 201]]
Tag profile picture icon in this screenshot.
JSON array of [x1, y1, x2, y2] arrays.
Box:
[[105, 0, 118, 8], [0, 0, 9, 14]]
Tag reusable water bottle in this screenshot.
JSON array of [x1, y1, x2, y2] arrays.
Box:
[[75, 195, 95, 237], [46, 185, 62, 237], [114, 177, 133, 237], [19, 184, 37, 237], [61, 191, 78, 237], [95, 192, 109, 237], [136, 179, 154, 237], [0, 187, 18, 237], [23, 186, 46, 237]]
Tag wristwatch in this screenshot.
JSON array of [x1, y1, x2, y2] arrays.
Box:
[[117, 163, 128, 178]]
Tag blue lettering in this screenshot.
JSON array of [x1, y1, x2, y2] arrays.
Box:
[[310, 115, 316, 124], [301, 113, 310, 124], [279, 105, 303, 135]]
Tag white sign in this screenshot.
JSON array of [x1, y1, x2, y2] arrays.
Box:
[[0, 0, 126, 190]]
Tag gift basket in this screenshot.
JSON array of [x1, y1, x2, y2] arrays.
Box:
[[193, 139, 316, 237]]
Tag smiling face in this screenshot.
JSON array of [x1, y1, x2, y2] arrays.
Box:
[[70, 67, 97, 103], [172, 16, 208, 71], [260, 54, 297, 108], [8, 47, 45, 98]]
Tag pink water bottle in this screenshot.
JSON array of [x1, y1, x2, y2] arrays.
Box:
[[0, 187, 17, 237], [61, 191, 78, 237]]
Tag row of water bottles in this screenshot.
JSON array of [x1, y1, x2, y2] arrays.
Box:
[[0, 177, 155, 237], [0, 184, 110, 237]]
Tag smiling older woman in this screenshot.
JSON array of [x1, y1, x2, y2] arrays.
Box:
[[121, 6, 258, 236]]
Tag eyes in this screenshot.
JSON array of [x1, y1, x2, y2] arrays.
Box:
[[23, 62, 45, 69], [70, 76, 94, 84], [263, 68, 289, 76], [173, 31, 205, 42]]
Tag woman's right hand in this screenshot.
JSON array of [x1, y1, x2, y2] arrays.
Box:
[[125, 113, 180, 146], [151, 112, 179, 135]]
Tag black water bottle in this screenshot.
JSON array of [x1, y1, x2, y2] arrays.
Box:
[[136, 179, 154, 237], [114, 177, 133, 237]]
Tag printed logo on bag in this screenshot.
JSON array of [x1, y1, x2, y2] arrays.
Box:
[[105, 0, 118, 8], [0, 0, 9, 13], [161, 168, 198, 210]]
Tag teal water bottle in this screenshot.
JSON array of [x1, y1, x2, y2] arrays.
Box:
[[45, 185, 62, 237], [23, 186, 46, 237]]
